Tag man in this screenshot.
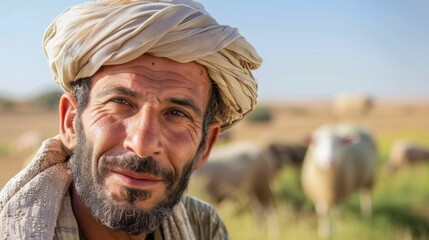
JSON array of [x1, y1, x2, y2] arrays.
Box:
[[0, 0, 261, 239]]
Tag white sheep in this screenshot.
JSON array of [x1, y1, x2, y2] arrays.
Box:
[[388, 139, 429, 170], [331, 93, 374, 120], [301, 123, 377, 239]]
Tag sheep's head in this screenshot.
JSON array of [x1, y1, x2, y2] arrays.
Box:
[[308, 126, 360, 170]]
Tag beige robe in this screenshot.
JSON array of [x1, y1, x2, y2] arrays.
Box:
[[0, 136, 229, 240]]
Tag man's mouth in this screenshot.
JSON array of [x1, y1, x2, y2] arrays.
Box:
[[110, 169, 164, 189]]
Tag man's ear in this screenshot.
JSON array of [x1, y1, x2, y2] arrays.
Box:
[[59, 92, 78, 152], [194, 123, 220, 169]]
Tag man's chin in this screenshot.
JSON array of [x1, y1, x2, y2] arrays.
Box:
[[104, 186, 163, 209]]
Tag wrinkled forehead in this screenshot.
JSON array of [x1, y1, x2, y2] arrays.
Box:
[[96, 54, 210, 82]]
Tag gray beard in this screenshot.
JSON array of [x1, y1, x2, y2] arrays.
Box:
[[70, 117, 199, 235]]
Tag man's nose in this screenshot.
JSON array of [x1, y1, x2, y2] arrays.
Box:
[[123, 106, 162, 157]]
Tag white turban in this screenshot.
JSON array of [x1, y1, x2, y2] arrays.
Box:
[[43, 0, 262, 130]]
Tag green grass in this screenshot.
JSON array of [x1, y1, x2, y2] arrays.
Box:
[[0, 141, 9, 155], [376, 129, 429, 163], [188, 133, 429, 239]]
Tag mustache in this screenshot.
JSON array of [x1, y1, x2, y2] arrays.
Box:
[[99, 153, 175, 186]]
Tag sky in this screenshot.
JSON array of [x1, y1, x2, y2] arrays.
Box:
[[0, 0, 428, 102]]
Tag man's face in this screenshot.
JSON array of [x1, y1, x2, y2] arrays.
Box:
[[68, 54, 217, 235]]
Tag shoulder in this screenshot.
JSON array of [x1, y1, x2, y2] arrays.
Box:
[[181, 195, 230, 240]]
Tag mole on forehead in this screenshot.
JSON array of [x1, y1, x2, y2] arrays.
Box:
[[95, 68, 207, 89], [97, 58, 208, 79], [131, 55, 208, 74]]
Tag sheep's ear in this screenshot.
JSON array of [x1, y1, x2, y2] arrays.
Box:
[[194, 122, 220, 169], [341, 135, 359, 144], [303, 134, 313, 145], [59, 92, 78, 152]]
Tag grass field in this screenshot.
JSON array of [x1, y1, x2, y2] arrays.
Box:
[[1, 100, 428, 239], [189, 163, 429, 240]]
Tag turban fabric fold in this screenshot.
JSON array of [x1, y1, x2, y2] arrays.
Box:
[[43, 0, 262, 130]]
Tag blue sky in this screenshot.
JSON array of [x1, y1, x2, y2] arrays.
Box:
[[0, 0, 428, 101]]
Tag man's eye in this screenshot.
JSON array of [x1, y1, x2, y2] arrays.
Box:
[[110, 98, 130, 105], [167, 109, 191, 119]]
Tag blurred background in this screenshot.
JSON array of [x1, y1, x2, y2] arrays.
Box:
[[1, 1, 428, 239]]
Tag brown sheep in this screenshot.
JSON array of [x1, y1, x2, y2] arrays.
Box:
[[194, 141, 278, 215], [193, 141, 289, 238], [268, 141, 308, 168]]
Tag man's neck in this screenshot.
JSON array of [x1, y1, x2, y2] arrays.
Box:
[[70, 185, 148, 240]]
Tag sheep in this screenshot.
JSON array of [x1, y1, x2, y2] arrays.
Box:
[[9, 130, 45, 167], [388, 139, 429, 170], [301, 123, 377, 239], [268, 141, 308, 168], [9, 130, 44, 155], [193, 141, 281, 238], [194, 141, 278, 213], [331, 93, 374, 120], [194, 140, 308, 212]]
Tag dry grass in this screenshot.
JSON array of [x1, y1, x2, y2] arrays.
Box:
[[1, 100, 429, 239]]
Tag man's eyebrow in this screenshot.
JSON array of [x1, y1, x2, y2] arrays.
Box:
[[169, 97, 203, 116], [95, 86, 140, 99]]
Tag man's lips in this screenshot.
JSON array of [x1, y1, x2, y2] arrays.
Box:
[[109, 169, 163, 189]]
